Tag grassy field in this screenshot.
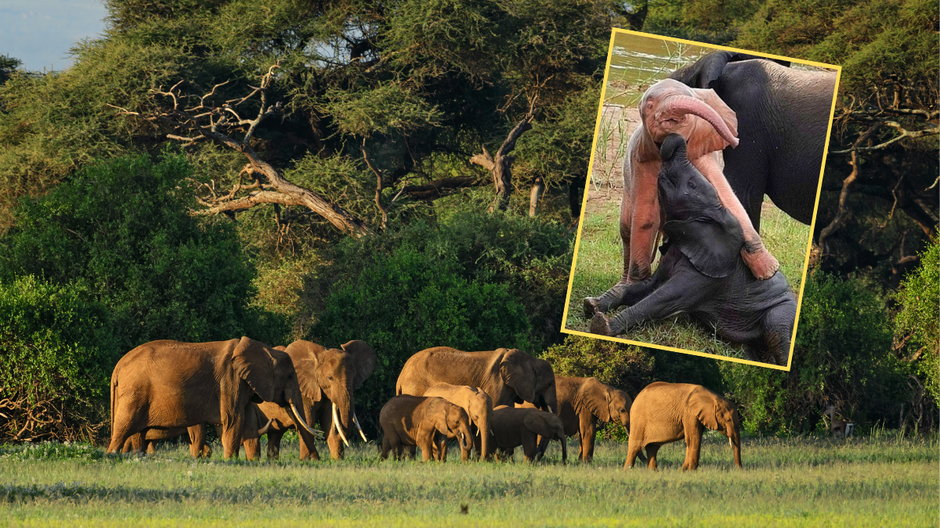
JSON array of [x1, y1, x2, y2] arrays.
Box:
[[1, 435, 936, 527]]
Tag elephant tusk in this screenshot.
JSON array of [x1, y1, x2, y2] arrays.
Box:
[[353, 413, 368, 442], [332, 403, 350, 447], [547, 404, 555, 414], [290, 401, 323, 439], [257, 418, 273, 436]]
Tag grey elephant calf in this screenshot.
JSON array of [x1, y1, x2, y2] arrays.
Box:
[[589, 134, 797, 365], [490, 406, 567, 463], [379, 395, 473, 462]]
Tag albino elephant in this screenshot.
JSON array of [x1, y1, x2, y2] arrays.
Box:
[[585, 78, 778, 319], [379, 395, 473, 462], [554, 376, 632, 462], [397, 347, 558, 415], [625, 382, 742, 470], [108, 337, 317, 459], [423, 383, 493, 460], [251, 339, 375, 460], [490, 405, 568, 463]]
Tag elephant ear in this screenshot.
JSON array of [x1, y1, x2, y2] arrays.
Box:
[[231, 337, 277, 403], [690, 389, 720, 431], [685, 88, 738, 160], [284, 341, 323, 402], [584, 379, 611, 422], [661, 207, 743, 279], [671, 51, 790, 89], [499, 351, 536, 404], [340, 340, 377, 389]]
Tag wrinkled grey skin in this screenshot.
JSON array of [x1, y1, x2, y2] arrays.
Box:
[[591, 134, 796, 365], [670, 52, 837, 229]]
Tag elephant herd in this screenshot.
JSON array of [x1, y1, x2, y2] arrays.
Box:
[[108, 338, 742, 470]]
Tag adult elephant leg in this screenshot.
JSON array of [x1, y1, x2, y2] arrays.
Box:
[[220, 415, 243, 459], [187, 425, 207, 459], [695, 154, 778, 280], [294, 405, 321, 461], [266, 428, 284, 460]]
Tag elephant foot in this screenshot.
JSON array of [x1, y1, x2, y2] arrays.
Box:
[[742, 246, 779, 280], [590, 313, 614, 336], [583, 297, 601, 318]]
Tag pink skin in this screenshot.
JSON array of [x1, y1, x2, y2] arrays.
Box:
[[628, 80, 777, 283]]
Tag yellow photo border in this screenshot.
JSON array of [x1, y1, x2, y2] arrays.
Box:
[[560, 28, 843, 372]]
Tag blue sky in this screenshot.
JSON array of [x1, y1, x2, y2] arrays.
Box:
[[0, 0, 108, 71]]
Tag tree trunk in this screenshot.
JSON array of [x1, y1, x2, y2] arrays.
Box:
[[528, 177, 544, 217]]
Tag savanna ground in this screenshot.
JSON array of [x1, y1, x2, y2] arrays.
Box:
[[564, 99, 812, 361], [0, 434, 935, 527]]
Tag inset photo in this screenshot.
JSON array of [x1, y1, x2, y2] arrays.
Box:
[[562, 30, 841, 370]]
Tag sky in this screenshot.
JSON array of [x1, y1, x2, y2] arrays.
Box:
[[0, 0, 108, 72]]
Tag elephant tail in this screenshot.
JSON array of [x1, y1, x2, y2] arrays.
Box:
[[109, 372, 118, 441]]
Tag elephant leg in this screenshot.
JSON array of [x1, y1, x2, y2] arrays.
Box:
[[220, 414, 243, 460], [624, 438, 644, 469], [380, 436, 391, 460], [695, 154, 778, 280], [145, 440, 156, 455], [406, 444, 417, 460], [645, 443, 661, 470], [579, 413, 597, 462], [266, 428, 284, 460], [522, 435, 538, 462], [187, 425, 206, 459], [682, 420, 703, 470], [761, 299, 797, 365], [108, 411, 146, 454], [326, 424, 345, 461], [592, 272, 709, 336], [122, 433, 144, 454]]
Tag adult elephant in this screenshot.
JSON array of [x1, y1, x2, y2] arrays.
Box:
[[624, 382, 742, 470], [423, 383, 493, 460], [554, 376, 632, 462], [669, 52, 837, 228], [396, 347, 558, 416], [255, 339, 376, 460], [108, 337, 318, 459]]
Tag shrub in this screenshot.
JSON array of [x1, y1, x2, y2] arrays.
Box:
[[0, 276, 118, 442], [894, 237, 939, 407]]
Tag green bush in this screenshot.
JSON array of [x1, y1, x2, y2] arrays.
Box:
[[0, 276, 118, 442], [721, 271, 910, 435], [541, 335, 655, 396], [894, 237, 939, 406], [307, 208, 572, 431], [0, 153, 278, 347], [0, 154, 281, 442]]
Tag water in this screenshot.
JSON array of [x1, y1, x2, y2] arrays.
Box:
[[604, 33, 712, 106]]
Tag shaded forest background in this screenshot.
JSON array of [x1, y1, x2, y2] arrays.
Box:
[[0, 0, 936, 443]]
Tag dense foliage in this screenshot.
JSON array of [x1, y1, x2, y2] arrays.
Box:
[[893, 237, 939, 406], [308, 207, 572, 427], [0, 155, 279, 441]]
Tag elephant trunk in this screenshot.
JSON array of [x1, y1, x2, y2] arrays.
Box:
[[478, 413, 491, 461], [459, 422, 473, 461], [660, 94, 739, 148]]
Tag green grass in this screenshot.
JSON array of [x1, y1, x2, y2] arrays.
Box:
[[0, 435, 935, 527], [565, 194, 812, 362]]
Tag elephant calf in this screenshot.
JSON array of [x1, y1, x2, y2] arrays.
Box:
[[379, 395, 473, 462], [589, 134, 797, 365], [554, 376, 632, 462], [490, 406, 567, 463]]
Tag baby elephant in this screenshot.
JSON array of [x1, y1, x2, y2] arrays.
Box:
[[490, 406, 568, 463], [589, 134, 797, 365], [379, 395, 473, 461], [625, 382, 742, 470]]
